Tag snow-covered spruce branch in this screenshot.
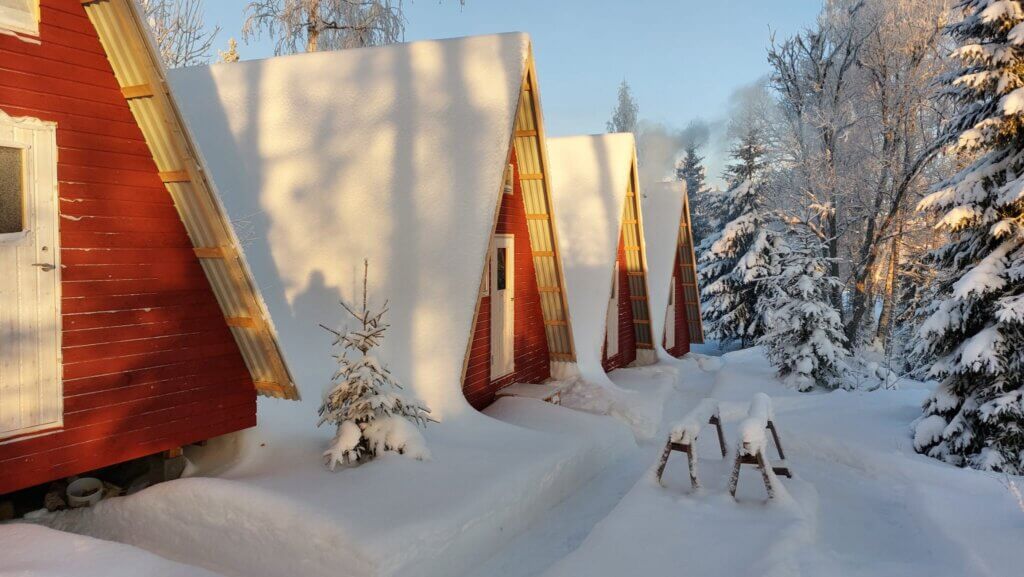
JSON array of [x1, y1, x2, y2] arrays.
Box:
[[317, 260, 433, 470]]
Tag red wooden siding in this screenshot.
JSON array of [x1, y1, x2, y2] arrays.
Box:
[[0, 0, 255, 495], [664, 252, 692, 358], [602, 230, 638, 371], [463, 148, 551, 410]]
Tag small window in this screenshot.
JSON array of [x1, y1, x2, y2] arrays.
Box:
[[0, 146, 24, 234], [0, 0, 38, 37], [496, 247, 507, 291], [503, 163, 514, 195]]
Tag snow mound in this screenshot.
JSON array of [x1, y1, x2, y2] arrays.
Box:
[[669, 398, 720, 445], [0, 523, 221, 577], [43, 398, 634, 577]]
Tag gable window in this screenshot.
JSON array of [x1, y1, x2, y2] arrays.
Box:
[[0, 145, 24, 234], [0, 0, 38, 38]]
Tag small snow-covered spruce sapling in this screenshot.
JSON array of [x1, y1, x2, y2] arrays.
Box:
[[317, 260, 433, 470], [758, 232, 848, 391], [912, 0, 1024, 474]]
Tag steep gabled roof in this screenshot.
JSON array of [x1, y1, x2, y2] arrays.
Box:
[[547, 133, 642, 377], [81, 0, 297, 399], [641, 180, 704, 348], [167, 33, 547, 416], [640, 180, 686, 352]]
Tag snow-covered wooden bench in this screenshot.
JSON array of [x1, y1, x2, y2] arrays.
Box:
[[495, 382, 566, 405], [728, 393, 791, 499], [655, 398, 727, 489]]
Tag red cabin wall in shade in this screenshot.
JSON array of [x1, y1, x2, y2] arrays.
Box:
[[664, 253, 692, 358], [601, 231, 638, 372]]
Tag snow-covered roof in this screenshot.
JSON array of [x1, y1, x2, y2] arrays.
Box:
[[167, 33, 532, 417], [640, 180, 686, 353], [547, 133, 637, 380]]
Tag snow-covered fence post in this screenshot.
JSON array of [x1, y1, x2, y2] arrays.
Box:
[[317, 260, 433, 470]]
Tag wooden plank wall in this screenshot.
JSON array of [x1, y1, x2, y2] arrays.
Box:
[[0, 0, 255, 495], [678, 192, 704, 344], [621, 166, 652, 349], [602, 233, 638, 372], [462, 149, 551, 410]]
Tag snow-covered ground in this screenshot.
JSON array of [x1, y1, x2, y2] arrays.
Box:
[[8, 347, 1022, 577], [0, 524, 221, 577]]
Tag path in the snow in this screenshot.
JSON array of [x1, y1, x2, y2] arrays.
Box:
[[530, 347, 1021, 577], [463, 357, 719, 577]]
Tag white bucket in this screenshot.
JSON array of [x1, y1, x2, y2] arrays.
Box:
[[66, 478, 103, 508]]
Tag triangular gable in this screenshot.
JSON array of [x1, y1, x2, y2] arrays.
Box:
[[167, 33, 569, 417], [81, 0, 297, 399], [548, 133, 652, 377], [678, 186, 704, 343], [641, 180, 704, 349]]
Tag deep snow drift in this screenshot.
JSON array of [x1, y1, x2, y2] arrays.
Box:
[[0, 524, 221, 577], [38, 396, 633, 577]]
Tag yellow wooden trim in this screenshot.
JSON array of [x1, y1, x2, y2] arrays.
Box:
[[225, 316, 258, 329], [254, 381, 289, 397], [193, 246, 230, 259], [624, 245, 642, 251], [525, 213, 550, 220], [537, 286, 561, 293], [532, 250, 555, 257], [158, 170, 190, 183], [519, 173, 544, 181], [626, 271, 646, 276], [121, 83, 154, 100], [544, 320, 568, 326], [514, 129, 538, 137]]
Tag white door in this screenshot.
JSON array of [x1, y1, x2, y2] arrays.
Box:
[[606, 262, 619, 357], [0, 111, 61, 439], [665, 275, 676, 349], [490, 235, 514, 379]]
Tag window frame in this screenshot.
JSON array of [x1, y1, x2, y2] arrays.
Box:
[[0, 140, 28, 241], [0, 0, 39, 39]]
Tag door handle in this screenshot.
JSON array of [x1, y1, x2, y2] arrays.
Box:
[[32, 263, 55, 272]]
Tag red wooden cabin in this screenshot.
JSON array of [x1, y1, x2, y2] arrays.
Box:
[[0, 0, 296, 496]]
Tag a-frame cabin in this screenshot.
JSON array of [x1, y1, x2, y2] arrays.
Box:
[[0, 0, 297, 496], [547, 134, 655, 377], [168, 33, 576, 415], [642, 180, 704, 357]]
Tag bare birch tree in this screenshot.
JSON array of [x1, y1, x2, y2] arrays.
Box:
[[136, 0, 220, 68], [243, 0, 464, 54]]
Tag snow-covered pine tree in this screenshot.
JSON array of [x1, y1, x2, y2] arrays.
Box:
[[606, 80, 639, 134], [698, 126, 773, 346], [759, 231, 848, 391], [912, 0, 1024, 474], [676, 143, 714, 245], [318, 260, 432, 470]]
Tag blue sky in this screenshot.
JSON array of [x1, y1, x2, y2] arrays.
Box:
[[203, 1, 821, 182]]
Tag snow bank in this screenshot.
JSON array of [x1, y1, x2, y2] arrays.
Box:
[[0, 524, 220, 577], [640, 180, 686, 354], [168, 33, 531, 418], [45, 398, 634, 577]]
